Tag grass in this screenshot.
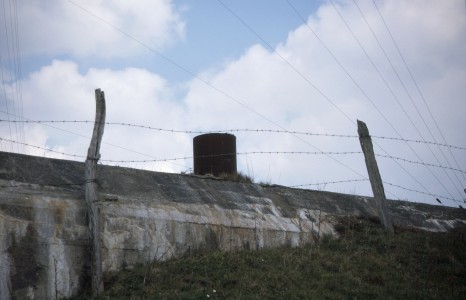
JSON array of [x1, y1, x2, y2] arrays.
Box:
[[72, 216, 465, 299], [183, 171, 254, 184], [218, 172, 253, 184]]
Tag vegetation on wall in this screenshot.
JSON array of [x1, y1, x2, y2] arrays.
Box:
[[72, 216, 465, 299], [218, 172, 254, 184]]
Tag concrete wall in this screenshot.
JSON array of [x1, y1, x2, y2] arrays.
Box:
[[0, 152, 465, 299]]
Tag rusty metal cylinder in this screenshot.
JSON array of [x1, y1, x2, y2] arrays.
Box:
[[193, 133, 237, 176]]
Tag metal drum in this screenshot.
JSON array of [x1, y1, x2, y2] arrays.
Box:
[[193, 133, 237, 176]]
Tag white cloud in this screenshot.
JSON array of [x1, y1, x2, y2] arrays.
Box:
[[1, 0, 465, 206], [181, 0, 466, 203], [5, 0, 185, 58], [5, 60, 189, 173]]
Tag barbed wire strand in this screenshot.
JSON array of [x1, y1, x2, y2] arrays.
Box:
[[290, 179, 369, 188], [216, 0, 355, 125], [0, 119, 358, 137], [290, 179, 404, 204], [376, 154, 466, 175], [0, 137, 87, 159], [371, 0, 466, 185], [383, 181, 463, 204], [0, 136, 361, 163], [100, 151, 362, 164], [3, 120, 461, 199], [363, 0, 466, 199], [3, 137, 463, 203], [0, 57, 15, 152], [285, 0, 445, 200], [65, 0, 365, 180], [328, 0, 460, 201], [2, 119, 465, 152], [0, 112, 190, 170], [3, 122, 464, 201], [0, 140, 435, 197], [372, 135, 466, 151]]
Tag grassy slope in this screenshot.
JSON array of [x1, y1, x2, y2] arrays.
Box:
[[75, 217, 465, 299]]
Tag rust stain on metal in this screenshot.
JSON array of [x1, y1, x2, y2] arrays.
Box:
[[193, 133, 237, 176]]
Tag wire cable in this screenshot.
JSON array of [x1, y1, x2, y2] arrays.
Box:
[[1, 0, 21, 151], [99, 151, 362, 164], [0, 56, 14, 151], [290, 179, 369, 188], [351, 0, 463, 199], [4, 119, 465, 151], [4, 119, 464, 177], [286, 0, 448, 203], [372, 135, 466, 151], [66, 0, 366, 179], [2, 130, 461, 205], [0, 137, 86, 159], [328, 0, 456, 201], [216, 0, 355, 125], [11, 0, 25, 148], [383, 181, 463, 204], [371, 0, 466, 186], [0, 110, 189, 169], [285, 0, 457, 202], [0, 119, 360, 138], [375, 153, 466, 175]]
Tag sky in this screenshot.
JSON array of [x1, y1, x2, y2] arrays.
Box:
[[1, 0, 465, 207]]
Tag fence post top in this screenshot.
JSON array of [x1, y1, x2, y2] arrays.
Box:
[[357, 120, 370, 138]]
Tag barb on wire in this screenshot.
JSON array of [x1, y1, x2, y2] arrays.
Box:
[[372, 135, 466, 151], [0, 119, 358, 138], [3, 119, 465, 151], [290, 178, 369, 188], [0, 136, 361, 164], [376, 154, 466, 175], [383, 181, 461, 203], [100, 151, 362, 164], [0, 137, 86, 159]]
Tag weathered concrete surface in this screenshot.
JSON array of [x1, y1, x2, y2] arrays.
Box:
[[0, 152, 465, 299]]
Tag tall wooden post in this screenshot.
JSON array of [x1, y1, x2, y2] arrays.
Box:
[[357, 120, 394, 233], [85, 89, 106, 294]]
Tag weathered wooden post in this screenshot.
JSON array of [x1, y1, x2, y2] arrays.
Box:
[[357, 120, 394, 233], [85, 88, 106, 294]]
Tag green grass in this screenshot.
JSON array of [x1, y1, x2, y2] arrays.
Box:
[[73, 217, 465, 299]]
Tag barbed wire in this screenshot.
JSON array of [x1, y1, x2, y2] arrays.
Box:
[[372, 135, 466, 151], [376, 153, 466, 175], [0, 137, 360, 163], [290, 179, 369, 188], [0, 119, 358, 138], [2, 119, 465, 152], [291, 179, 464, 205], [0, 137, 87, 159], [0, 115, 191, 169], [2, 130, 464, 205], [383, 181, 464, 204], [3, 134, 464, 180], [101, 151, 362, 164], [291, 179, 463, 205], [0, 144, 462, 205]]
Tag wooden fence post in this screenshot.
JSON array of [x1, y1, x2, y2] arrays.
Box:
[[85, 88, 106, 294], [357, 120, 394, 233]]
